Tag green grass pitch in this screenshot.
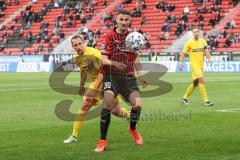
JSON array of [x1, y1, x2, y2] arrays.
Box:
[[0, 72, 239, 160]]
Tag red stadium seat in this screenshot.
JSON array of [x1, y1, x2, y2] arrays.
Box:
[[0, 0, 237, 55]]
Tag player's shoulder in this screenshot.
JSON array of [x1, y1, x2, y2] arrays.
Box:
[[73, 52, 79, 59], [185, 38, 193, 45], [105, 28, 117, 37], [197, 38, 208, 47], [84, 47, 101, 57], [85, 46, 100, 53], [199, 38, 207, 42], [73, 52, 80, 64]]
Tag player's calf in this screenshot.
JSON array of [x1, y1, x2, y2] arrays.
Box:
[[193, 79, 199, 87], [129, 107, 141, 130]]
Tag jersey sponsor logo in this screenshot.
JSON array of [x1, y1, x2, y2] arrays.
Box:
[[0, 63, 10, 72], [192, 48, 204, 52], [112, 35, 129, 52], [115, 39, 127, 51], [82, 58, 95, 71]]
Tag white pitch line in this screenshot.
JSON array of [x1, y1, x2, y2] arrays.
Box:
[[168, 79, 240, 83], [0, 84, 17, 86], [215, 110, 236, 113], [0, 87, 50, 92], [0, 81, 79, 86], [0, 86, 78, 92], [215, 108, 240, 112]]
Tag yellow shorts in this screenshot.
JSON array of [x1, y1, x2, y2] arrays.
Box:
[[83, 83, 121, 106], [190, 63, 204, 80]]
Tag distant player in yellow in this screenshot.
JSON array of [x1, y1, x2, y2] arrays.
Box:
[[179, 27, 213, 106], [64, 35, 130, 144]]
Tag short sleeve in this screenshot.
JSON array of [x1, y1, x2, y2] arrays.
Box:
[[73, 55, 80, 67], [203, 39, 209, 50], [91, 48, 102, 59], [182, 40, 190, 54], [91, 49, 103, 70]]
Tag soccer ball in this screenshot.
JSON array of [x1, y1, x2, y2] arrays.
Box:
[[125, 32, 145, 51]]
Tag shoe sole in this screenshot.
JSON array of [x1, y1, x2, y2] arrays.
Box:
[[63, 138, 77, 144], [63, 141, 77, 144], [205, 104, 213, 106], [136, 140, 144, 145], [181, 100, 189, 105], [95, 147, 106, 152]]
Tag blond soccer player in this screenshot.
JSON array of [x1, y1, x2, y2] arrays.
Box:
[[179, 28, 213, 106], [63, 35, 130, 144]]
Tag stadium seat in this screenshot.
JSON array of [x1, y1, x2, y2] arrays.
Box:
[[0, 0, 237, 54]]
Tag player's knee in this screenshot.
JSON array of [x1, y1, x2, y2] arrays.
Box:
[[198, 77, 205, 84], [82, 104, 91, 112], [103, 102, 114, 111], [104, 101, 112, 108], [104, 106, 113, 112], [104, 91, 116, 109], [111, 108, 120, 115], [131, 100, 141, 109], [193, 79, 199, 87], [129, 96, 141, 108], [132, 104, 141, 110]]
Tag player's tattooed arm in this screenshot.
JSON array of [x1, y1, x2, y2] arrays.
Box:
[[79, 69, 87, 96], [134, 55, 149, 88]]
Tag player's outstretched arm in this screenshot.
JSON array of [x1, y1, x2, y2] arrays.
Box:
[[205, 48, 212, 65], [79, 70, 87, 96], [102, 55, 112, 65], [85, 73, 103, 103], [179, 52, 186, 71], [102, 55, 127, 70]]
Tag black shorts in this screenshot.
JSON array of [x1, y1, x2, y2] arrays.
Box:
[[103, 73, 140, 102]]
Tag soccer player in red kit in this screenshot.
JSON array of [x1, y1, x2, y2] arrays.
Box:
[[95, 10, 148, 152]]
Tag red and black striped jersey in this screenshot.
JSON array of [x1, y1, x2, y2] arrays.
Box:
[[101, 28, 138, 74]]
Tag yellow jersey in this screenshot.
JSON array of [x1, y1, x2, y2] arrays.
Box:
[[74, 46, 122, 104], [74, 47, 102, 82], [183, 38, 208, 64]]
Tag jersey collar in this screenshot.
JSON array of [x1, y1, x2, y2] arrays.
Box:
[[76, 47, 86, 56]]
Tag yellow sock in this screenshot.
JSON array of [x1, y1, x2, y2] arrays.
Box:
[[72, 109, 87, 138], [199, 83, 209, 102], [183, 83, 196, 99], [120, 107, 130, 119]]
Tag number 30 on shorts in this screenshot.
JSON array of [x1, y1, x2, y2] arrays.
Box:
[[103, 82, 112, 90]]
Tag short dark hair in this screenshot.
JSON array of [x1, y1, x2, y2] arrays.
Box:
[[71, 35, 84, 44], [118, 10, 130, 16], [192, 26, 199, 30]]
